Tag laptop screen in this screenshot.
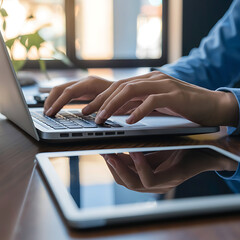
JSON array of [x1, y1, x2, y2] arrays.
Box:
[[49, 148, 238, 210]]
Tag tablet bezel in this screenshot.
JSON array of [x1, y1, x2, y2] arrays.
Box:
[[36, 145, 240, 229]]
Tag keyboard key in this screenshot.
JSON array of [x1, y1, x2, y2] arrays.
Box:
[[67, 125, 83, 129], [68, 110, 82, 115], [59, 114, 73, 118], [52, 126, 68, 129], [55, 119, 71, 124], [73, 119, 97, 128], [105, 120, 122, 127], [81, 115, 94, 120], [35, 111, 44, 115], [31, 110, 122, 130]]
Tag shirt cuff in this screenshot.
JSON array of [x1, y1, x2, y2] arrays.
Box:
[[216, 87, 240, 135], [216, 162, 240, 181]]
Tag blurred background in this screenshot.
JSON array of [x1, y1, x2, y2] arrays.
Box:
[[0, 0, 163, 61], [0, 0, 233, 68]]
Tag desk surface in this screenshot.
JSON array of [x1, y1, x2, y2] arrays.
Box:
[[3, 67, 240, 239], [1, 113, 240, 240]]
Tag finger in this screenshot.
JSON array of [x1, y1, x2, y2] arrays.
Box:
[[116, 153, 135, 166], [101, 154, 126, 186], [145, 149, 181, 169], [96, 76, 168, 115], [113, 101, 142, 115], [154, 164, 184, 187], [142, 150, 186, 189], [106, 162, 126, 186], [103, 153, 135, 170], [155, 150, 182, 173], [45, 76, 112, 116], [116, 153, 137, 172], [44, 81, 78, 113], [130, 152, 156, 189], [82, 79, 138, 115], [143, 151, 172, 170], [106, 154, 143, 190], [45, 83, 88, 116], [102, 155, 171, 193], [82, 73, 166, 115], [95, 81, 170, 124], [126, 93, 173, 124]]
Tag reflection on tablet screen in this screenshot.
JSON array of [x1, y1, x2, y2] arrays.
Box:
[[49, 148, 238, 210]]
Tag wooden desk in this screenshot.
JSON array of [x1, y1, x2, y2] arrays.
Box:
[[1, 114, 240, 240]]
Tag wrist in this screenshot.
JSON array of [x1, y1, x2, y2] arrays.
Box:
[[217, 91, 239, 127], [217, 156, 238, 172], [199, 149, 238, 172]]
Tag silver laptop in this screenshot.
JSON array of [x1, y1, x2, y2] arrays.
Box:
[[0, 32, 219, 142]]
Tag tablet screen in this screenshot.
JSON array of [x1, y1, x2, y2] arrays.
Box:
[[49, 148, 238, 210]]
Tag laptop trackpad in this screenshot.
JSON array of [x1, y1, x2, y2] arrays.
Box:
[[110, 116, 146, 128], [111, 115, 195, 128]]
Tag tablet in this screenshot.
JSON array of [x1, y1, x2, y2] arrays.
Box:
[[36, 145, 240, 229]]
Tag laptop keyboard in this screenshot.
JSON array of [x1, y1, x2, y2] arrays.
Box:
[[31, 110, 122, 130]]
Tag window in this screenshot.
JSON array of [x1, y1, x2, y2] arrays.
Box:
[[1, 0, 168, 68]]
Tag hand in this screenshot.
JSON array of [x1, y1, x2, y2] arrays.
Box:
[[85, 71, 238, 127], [44, 72, 161, 116], [101, 149, 238, 193], [44, 71, 238, 128], [44, 76, 112, 115]]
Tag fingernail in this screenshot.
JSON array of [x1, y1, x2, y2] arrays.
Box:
[[126, 115, 135, 124], [107, 158, 116, 169], [45, 107, 53, 116]]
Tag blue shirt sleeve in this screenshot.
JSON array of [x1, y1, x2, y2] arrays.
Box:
[[216, 163, 240, 193], [158, 0, 240, 90], [216, 87, 240, 135], [216, 163, 240, 181]]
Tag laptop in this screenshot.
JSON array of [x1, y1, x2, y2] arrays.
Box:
[[0, 32, 219, 142]]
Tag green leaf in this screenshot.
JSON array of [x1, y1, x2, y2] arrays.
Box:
[[0, 8, 8, 17], [3, 19, 6, 31], [12, 60, 26, 73], [5, 38, 17, 50], [38, 59, 51, 80], [38, 59, 46, 72], [20, 32, 44, 50]]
